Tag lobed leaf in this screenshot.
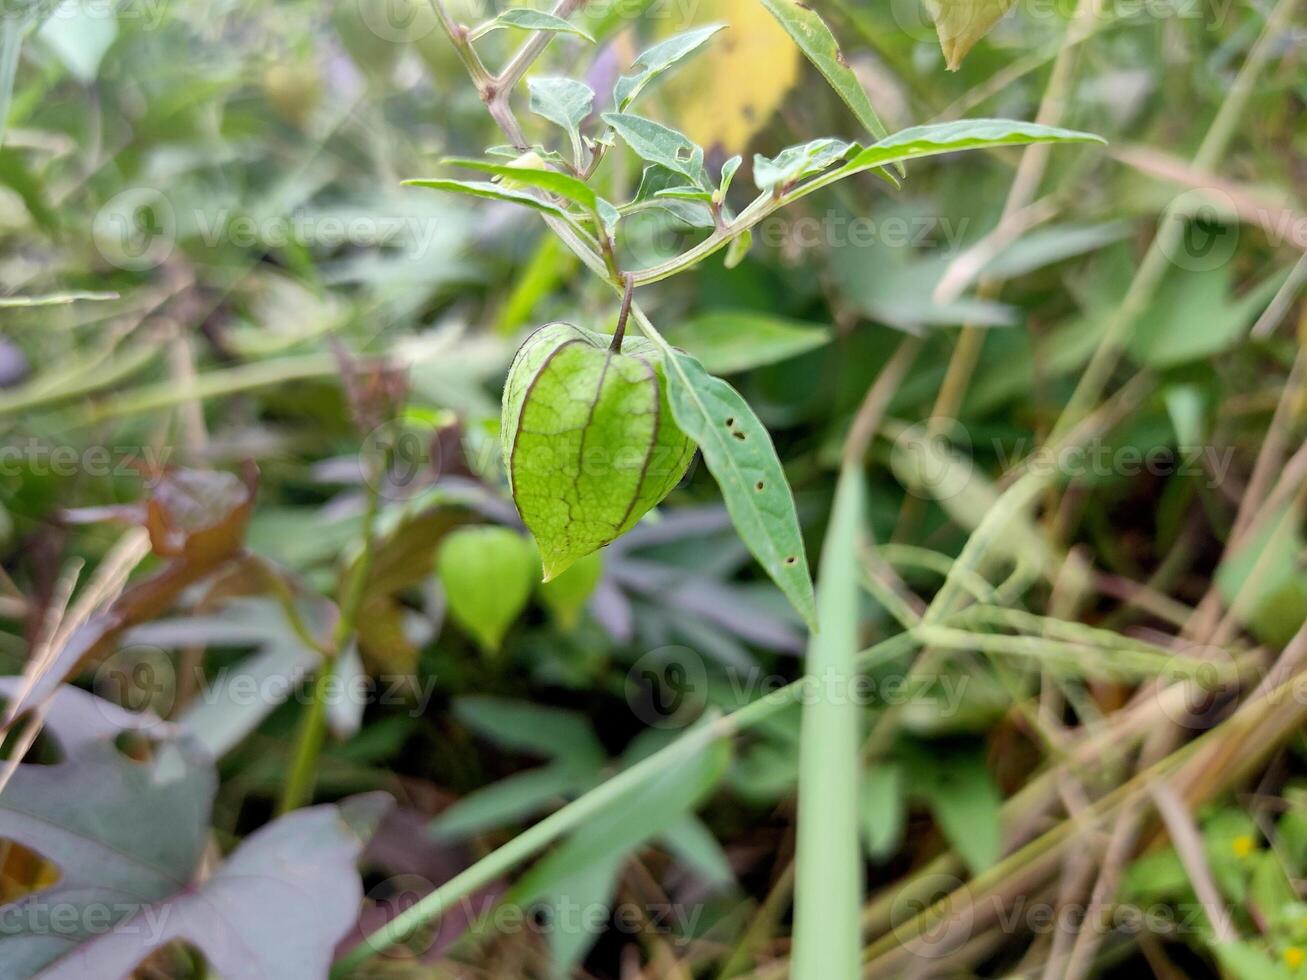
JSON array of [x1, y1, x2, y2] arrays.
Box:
[[603, 111, 711, 191], [660, 350, 817, 629]]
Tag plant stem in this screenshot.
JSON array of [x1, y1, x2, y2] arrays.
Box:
[[277, 447, 386, 815], [609, 274, 634, 352]]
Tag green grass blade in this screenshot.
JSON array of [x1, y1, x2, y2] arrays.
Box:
[[792, 462, 865, 979]]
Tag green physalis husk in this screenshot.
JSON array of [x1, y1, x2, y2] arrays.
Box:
[[501, 322, 695, 581], [436, 526, 538, 655]]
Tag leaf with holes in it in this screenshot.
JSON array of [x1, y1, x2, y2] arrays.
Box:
[[437, 526, 538, 654], [661, 351, 816, 630], [502, 323, 696, 582], [0, 678, 216, 977], [603, 112, 712, 191]]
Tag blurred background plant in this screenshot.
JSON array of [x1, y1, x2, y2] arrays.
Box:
[[0, 0, 1304, 976]]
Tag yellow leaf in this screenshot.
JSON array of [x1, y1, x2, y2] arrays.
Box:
[[663, 0, 800, 153], [923, 0, 1016, 70]]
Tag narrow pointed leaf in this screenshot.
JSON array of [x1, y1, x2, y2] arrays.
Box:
[[754, 0, 889, 144], [613, 24, 724, 111], [402, 178, 570, 220], [661, 350, 816, 629], [832, 119, 1105, 181], [471, 8, 595, 43], [792, 464, 865, 977]]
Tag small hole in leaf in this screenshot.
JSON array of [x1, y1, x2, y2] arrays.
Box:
[[675, 146, 692, 162], [755, 481, 764, 491], [0, 838, 61, 904], [0, 704, 64, 765], [784, 556, 798, 566], [114, 730, 156, 763], [724, 417, 734, 427], [732, 431, 746, 441]]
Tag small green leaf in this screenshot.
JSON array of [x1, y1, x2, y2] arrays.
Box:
[[717, 154, 743, 199], [454, 696, 607, 768], [860, 764, 906, 860], [436, 526, 538, 654], [724, 228, 752, 269], [528, 76, 595, 166], [663, 311, 831, 374], [633, 164, 715, 227], [661, 351, 816, 629], [754, 0, 890, 144], [539, 550, 604, 630], [613, 24, 724, 111], [603, 111, 711, 191], [431, 764, 587, 839], [910, 745, 1002, 876], [922, 0, 1016, 70], [469, 8, 595, 43], [502, 323, 696, 581], [754, 138, 852, 192], [437, 156, 620, 235], [403, 178, 570, 220]]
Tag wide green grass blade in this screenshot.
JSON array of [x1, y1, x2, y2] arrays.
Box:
[[792, 462, 865, 979]]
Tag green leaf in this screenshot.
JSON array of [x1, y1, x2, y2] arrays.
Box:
[[613, 24, 724, 111], [755, 138, 852, 193], [718, 154, 743, 199], [1127, 265, 1287, 368], [910, 745, 1003, 876], [502, 323, 696, 581], [633, 163, 714, 227], [793, 464, 865, 978], [832, 119, 1105, 180], [508, 725, 731, 906], [922, 0, 1016, 70], [469, 8, 595, 43], [37, 0, 117, 83], [528, 76, 595, 166], [402, 177, 571, 220], [436, 527, 538, 654], [724, 228, 752, 269], [662, 350, 816, 629], [860, 763, 906, 860], [754, 0, 890, 144], [658, 815, 734, 884], [540, 854, 625, 977], [431, 764, 589, 839], [603, 111, 711, 191], [1213, 941, 1295, 980], [437, 157, 620, 235], [454, 696, 607, 769]]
